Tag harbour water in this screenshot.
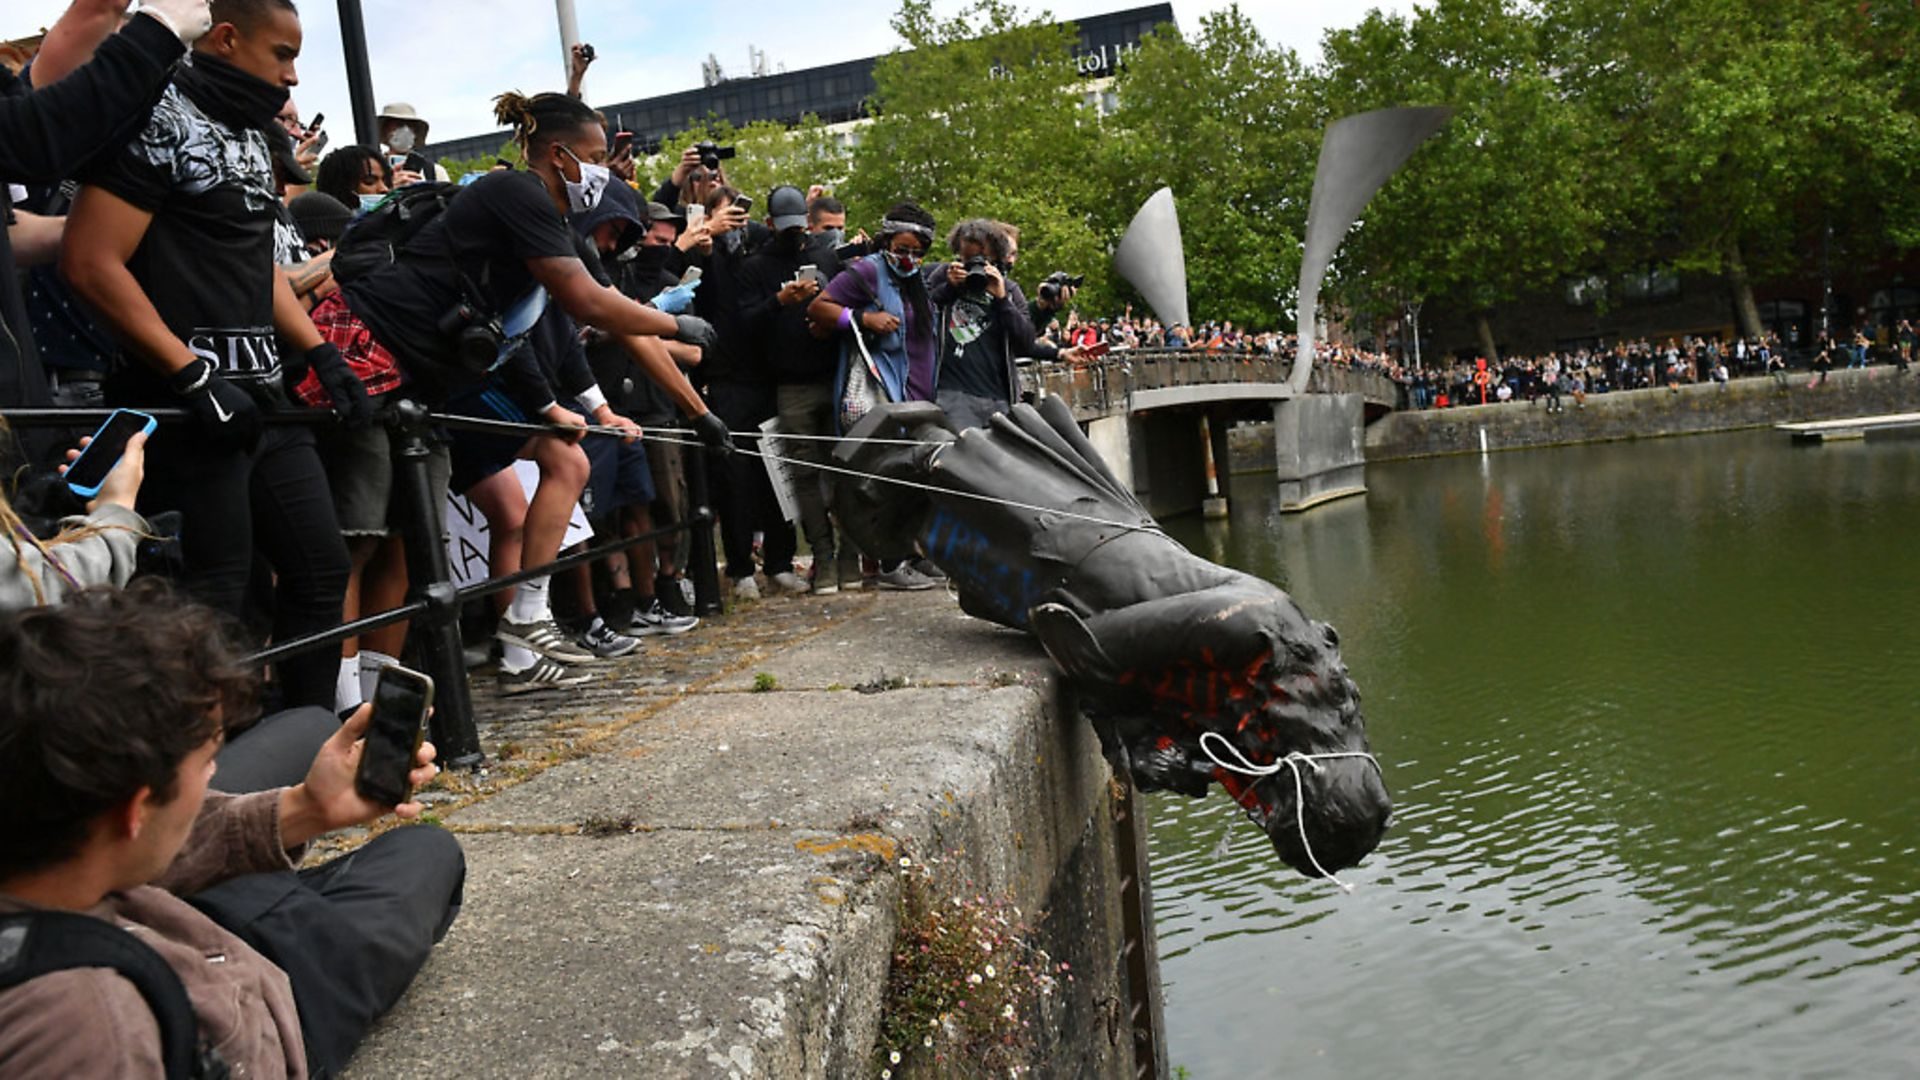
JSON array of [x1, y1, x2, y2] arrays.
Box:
[[1152, 430, 1920, 1078]]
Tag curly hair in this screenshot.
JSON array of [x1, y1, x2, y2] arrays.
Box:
[[492, 90, 603, 158], [314, 145, 391, 210], [0, 581, 259, 878]]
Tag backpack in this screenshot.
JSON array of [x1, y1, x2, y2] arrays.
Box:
[[329, 182, 463, 287], [0, 911, 229, 1079]]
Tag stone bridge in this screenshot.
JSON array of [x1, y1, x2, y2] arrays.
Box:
[[1018, 350, 1405, 517]]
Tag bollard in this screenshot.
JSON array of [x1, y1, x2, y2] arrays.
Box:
[[389, 401, 484, 769], [684, 432, 724, 616]]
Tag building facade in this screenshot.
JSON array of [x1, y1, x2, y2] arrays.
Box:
[[423, 4, 1174, 164]]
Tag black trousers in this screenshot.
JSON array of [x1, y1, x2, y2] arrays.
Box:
[[139, 423, 351, 710], [210, 706, 339, 794], [704, 380, 796, 580], [190, 826, 466, 1079]]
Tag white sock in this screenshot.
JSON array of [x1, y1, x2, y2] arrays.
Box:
[[502, 643, 538, 671], [507, 576, 550, 624], [335, 657, 363, 714], [358, 650, 397, 700]]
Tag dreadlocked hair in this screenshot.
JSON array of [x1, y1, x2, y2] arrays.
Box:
[[493, 91, 602, 157]]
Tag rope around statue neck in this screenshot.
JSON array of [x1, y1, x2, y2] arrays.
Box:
[[1198, 731, 1383, 894]]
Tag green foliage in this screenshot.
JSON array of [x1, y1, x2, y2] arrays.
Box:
[[1104, 8, 1320, 328], [751, 672, 778, 693], [841, 0, 1116, 311], [641, 115, 850, 208], [876, 852, 1062, 1077]]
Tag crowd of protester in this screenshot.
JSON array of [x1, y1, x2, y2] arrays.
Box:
[[0, 0, 1130, 1072]]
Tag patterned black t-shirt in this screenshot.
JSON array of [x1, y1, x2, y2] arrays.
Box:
[[88, 78, 284, 401]]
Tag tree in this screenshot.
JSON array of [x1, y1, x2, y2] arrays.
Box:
[[1317, 0, 1610, 362], [1542, 0, 1920, 340], [1102, 7, 1319, 329], [643, 115, 850, 208], [839, 0, 1114, 310]]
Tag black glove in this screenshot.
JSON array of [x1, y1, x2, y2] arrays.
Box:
[[674, 314, 718, 352], [169, 358, 261, 454], [303, 342, 374, 427], [691, 410, 734, 456]]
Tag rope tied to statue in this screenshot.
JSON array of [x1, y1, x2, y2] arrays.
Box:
[[1197, 730, 1383, 893]]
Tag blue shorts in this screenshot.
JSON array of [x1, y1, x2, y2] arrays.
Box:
[[580, 423, 654, 518]]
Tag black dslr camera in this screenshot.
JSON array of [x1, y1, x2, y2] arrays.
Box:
[[963, 255, 992, 292], [694, 141, 735, 171], [438, 301, 506, 373], [1038, 271, 1084, 305]]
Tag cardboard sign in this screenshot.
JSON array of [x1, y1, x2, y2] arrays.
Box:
[[445, 461, 595, 588]]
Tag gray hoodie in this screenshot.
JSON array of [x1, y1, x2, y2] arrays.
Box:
[[0, 502, 145, 609]]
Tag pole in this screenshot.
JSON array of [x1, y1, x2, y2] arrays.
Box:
[[555, 0, 581, 87], [335, 0, 379, 148], [388, 402, 483, 769]]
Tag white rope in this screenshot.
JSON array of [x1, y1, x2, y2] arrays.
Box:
[[646, 431, 1163, 536], [1197, 730, 1382, 893]]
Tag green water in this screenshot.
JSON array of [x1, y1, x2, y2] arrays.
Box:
[[1152, 430, 1920, 1079]]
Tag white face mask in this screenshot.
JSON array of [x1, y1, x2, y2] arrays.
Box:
[[387, 125, 417, 153], [559, 145, 611, 214]]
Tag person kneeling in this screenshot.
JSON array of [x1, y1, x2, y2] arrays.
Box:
[[0, 584, 464, 1078]]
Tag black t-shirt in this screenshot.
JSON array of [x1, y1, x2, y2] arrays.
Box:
[[937, 289, 1008, 402], [344, 170, 576, 376], [88, 82, 285, 403]]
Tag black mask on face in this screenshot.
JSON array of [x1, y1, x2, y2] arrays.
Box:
[[175, 52, 290, 132]]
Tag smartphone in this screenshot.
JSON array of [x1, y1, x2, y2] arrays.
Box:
[[65, 409, 156, 499], [679, 266, 703, 285], [311, 128, 330, 152], [611, 131, 634, 157], [389, 154, 409, 172], [354, 664, 434, 806], [685, 204, 706, 227], [733, 195, 753, 216], [796, 264, 825, 287], [307, 111, 325, 134]]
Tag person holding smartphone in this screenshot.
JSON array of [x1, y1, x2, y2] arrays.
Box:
[[0, 420, 149, 608]]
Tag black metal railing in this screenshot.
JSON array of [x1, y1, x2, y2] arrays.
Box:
[[2, 401, 722, 770]]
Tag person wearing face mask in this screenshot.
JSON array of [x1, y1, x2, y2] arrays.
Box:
[[320, 89, 725, 686], [313, 145, 393, 215], [923, 218, 1043, 432], [375, 101, 447, 185], [807, 201, 942, 591], [62, 0, 367, 711]]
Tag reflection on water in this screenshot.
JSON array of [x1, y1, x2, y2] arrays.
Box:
[[1152, 431, 1920, 1079]]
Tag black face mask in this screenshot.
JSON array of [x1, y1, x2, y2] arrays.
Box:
[[632, 246, 674, 270], [175, 52, 289, 132]]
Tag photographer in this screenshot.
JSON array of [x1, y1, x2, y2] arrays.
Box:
[[62, 0, 365, 711], [2, 0, 213, 439], [923, 219, 1042, 431], [0, 584, 463, 1078]]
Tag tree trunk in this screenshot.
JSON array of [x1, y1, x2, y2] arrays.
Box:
[[1726, 238, 1765, 341], [1474, 312, 1500, 364]]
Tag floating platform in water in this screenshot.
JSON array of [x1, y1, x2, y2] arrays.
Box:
[[1777, 411, 1920, 444]]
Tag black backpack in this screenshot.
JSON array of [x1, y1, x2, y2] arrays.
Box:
[[329, 181, 463, 287], [0, 911, 229, 1079]]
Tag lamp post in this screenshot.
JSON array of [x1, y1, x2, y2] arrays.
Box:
[[336, 0, 378, 148]]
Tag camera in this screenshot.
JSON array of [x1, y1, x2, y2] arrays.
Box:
[[694, 141, 735, 171], [1038, 271, 1084, 305], [964, 255, 992, 292], [438, 302, 506, 373]]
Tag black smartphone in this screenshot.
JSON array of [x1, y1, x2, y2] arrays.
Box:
[[354, 664, 434, 805], [612, 131, 634, 157], [733, 195, 753, 215], [65, 409, 156, 499], [307, 111, 325, 134]]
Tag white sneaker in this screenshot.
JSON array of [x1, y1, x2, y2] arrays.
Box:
[[732, 575, 761, 601], [769, 571, 809, 595], [630, 598, 700, 636], [876, 564, 937, 591], [498, 655, 594, 695], [497, 614, 595, 664]]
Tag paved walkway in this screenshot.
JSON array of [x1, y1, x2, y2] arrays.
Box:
[[343, 587, 1085, 1079]]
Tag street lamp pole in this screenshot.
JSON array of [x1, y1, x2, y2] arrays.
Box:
[[556, 0, 581, 85], [335, 0, 378, 147]]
